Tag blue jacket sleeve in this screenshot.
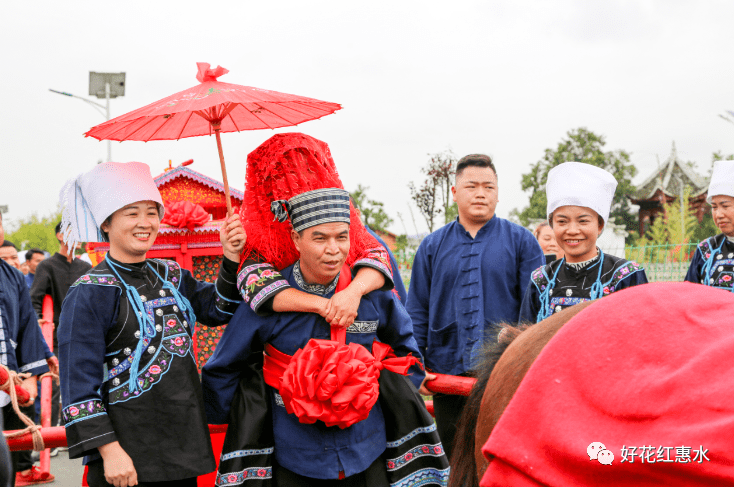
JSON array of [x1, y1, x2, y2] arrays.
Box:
[[516, 232, 545, 304], [178, 257, 242, 326], [405, 241, 432, 356], [201, 303, 269, 424], [16, 274, 51, 376], [58, 283, 120, 459], [518, 280, 541, 324], [375, 293, 426, 390], [685, 247, 705, 284]]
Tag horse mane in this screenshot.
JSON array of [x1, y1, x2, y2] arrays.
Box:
[[447, 323, 530, 487], [449, 301, 596, 487]]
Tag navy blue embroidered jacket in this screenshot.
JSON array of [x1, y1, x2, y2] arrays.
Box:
[[0, 259, 50, 377], [202, 261, 424, 480], [519, 252, 648, 323], [685, 234, 734, 291], [58, 256, 241, 482], [405, 217, 544, 375]]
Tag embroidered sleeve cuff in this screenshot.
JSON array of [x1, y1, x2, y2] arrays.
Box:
[[353, 257, 394, 291], [237, 263, 292, 315], [63, 400, 117, 459]]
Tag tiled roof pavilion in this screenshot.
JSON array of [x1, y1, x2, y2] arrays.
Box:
[[629, 142, 710, 236]]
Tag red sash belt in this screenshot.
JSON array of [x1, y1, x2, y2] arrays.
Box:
[[263, 339, 421, 429]]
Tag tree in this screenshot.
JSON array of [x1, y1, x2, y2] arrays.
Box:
[[349, 185, 394, 233], [513, 128, 638, 234], [5, 209, 62, 254], [409, 150, 457, 232]]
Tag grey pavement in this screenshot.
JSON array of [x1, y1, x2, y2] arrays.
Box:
[[32, 450, 84, 486]]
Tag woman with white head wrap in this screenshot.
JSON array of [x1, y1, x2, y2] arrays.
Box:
[[57, 162, 245, 486], [519, 162, 648, 323], [685, 159, 734, 291]]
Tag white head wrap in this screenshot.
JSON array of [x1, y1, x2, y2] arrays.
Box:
[[546, 162, 618, 225], [59, 162, 164, 250], [706, 159, 734, 204]]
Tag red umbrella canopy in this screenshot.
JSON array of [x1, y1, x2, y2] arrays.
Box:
[[85, 63, 342, 142]]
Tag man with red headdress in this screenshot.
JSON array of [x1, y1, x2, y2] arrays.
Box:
[[203, 133, 449, 486], [234, 132, 397, 327]]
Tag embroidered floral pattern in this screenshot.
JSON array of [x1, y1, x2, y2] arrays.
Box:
[[71, 274, 119, 288], [549, 297, 589, 311], [250, 280, 288, 308], [215, 467, 272, 486], [387, 444, 445, 471], [608, 261, 644, 290], [62, 399, 106, 425], [531, 266, 550, 291], [108, 312, 192, 403]]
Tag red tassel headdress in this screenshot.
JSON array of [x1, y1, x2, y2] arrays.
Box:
[[240, 133, 382, 270]]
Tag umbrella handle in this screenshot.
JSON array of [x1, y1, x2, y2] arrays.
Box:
[[212, 124, 233, 217]]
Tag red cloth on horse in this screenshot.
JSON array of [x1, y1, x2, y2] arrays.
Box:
[[481, 282, 734, 486]]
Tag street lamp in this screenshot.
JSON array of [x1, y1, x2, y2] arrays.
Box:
[[50, 71, 125, 162]]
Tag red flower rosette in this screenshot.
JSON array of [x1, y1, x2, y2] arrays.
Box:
[[161, 201, 210, 230], [266, 339, 421, 429], [278, 339, 379, 428]]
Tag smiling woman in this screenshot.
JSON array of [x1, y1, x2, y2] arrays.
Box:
[[56, 161, 247, 487], [519, 162, 647, 323], [100, 201, 161, 262], [685, 160, 734, 291]]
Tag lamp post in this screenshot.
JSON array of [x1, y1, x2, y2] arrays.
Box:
[[50, 71, 125, 162]]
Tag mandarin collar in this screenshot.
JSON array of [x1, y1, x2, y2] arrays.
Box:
[[455, 215, 497, 239], [293, 261, 340, 295], [106, 254, 148, 279]]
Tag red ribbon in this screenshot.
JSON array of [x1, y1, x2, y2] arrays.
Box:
[[263, 340, 420, 429], [161, 201, 210, 230]]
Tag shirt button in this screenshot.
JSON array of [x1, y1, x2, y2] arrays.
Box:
[[160, 290, 167, 297], [156, 309, 163, 317], [565, 289, 572, 297], [140, 295, 147, 302]]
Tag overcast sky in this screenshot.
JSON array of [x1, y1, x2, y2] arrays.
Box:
[[2, 1, 733, 236]]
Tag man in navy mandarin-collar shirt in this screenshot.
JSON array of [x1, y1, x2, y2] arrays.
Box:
[[406, 154, 544, 458]]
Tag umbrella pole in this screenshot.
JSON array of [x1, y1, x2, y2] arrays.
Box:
[[212, 123, 233, 217]]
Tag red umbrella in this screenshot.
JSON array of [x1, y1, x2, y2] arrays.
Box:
[[85, 63, 342, 215]]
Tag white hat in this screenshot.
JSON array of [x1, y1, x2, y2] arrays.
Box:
[[706, 159, 734, 204], [59, 162, 164, 249], [546, 162, 618, 224]]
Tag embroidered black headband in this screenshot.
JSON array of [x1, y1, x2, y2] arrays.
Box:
[[270, 188, 351, 233]]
